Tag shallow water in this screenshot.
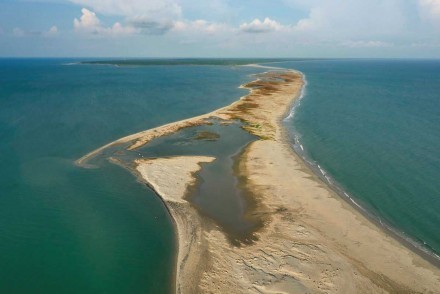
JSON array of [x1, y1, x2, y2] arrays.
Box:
[[135, 120, 259, 243]]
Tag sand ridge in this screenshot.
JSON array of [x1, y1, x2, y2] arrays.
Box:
[[79, 69, 440, 293]]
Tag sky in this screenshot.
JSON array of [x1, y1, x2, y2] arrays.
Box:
[[0, 0, 439, 58]]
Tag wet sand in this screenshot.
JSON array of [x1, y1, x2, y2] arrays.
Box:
[[79, 70, 440, 293]]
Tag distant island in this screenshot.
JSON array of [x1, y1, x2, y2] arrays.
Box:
[[80, 58, 300, 67]]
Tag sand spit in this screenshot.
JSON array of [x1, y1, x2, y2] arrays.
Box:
[[79, 70, 440, 293], [76, 70, 296, 166]]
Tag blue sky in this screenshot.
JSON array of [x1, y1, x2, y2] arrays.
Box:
[[0, 0, 439, 57]]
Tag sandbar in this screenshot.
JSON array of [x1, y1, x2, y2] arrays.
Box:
[[79, 69, 440, 293]]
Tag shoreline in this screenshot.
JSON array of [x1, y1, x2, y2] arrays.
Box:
[[286, 128, 440, 267], [135, 156, 215, 293], [79, 68, 440, 293], [282, 73, 440, 267]]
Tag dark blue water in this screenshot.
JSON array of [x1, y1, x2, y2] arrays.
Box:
[[279, 59, 440, 258], [0, 58, 260, 293]]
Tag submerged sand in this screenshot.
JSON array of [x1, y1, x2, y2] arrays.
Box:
[[79, 69, 440, 293]]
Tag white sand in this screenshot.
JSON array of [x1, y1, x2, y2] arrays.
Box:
[[136, 156, 215, 203]]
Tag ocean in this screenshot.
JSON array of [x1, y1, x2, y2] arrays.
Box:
[[0, 58, 259, 293], [279, 59, 440, 259], [0, 58, 439, 292]]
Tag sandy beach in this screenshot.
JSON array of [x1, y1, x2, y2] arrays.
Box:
[[79, 69, 440, 293]]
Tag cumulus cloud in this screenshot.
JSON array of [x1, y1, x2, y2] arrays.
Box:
[[74, 8, 136, 35], [73, 8, 175, 36], [239, 18, 285, 33], [173, 20, 229, 34], [73, 8, 100, 32], [75, 0, 181, 17], [70, 0, 182, 30], [63, 0, 440, 57]]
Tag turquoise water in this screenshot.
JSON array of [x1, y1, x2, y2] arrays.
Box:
[[2, 58, 439, 293], [0, 59, 260, 293], [279, 59, 440, 259]]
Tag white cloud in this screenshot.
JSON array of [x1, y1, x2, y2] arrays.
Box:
[[48, 26, 58, 35], [169, 19, 232, 47], [74, 8, 136, 35], [73, 8, 101, 32], [43, 26, 59, 37], [419, 0, 440, 16], [239, 18, 285, 33], [173, 20, 229, 34], [292, 8, 321, 32], [11, 26, 59, 37], [62, 0, 440, 57], [3, 26, 54, 38], [108, 22, 137, 35], [291, 0, 409, 38], [70, 0, 181, 23]]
